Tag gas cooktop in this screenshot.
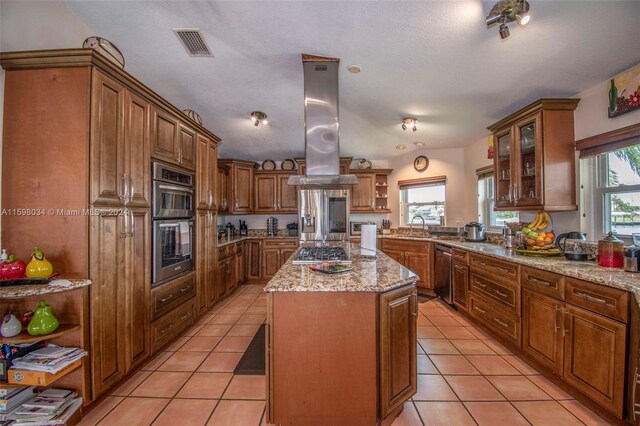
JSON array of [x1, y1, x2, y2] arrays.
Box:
[[292, 246, 351, 265]]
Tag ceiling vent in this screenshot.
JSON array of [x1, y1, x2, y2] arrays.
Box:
[[173, 29, 213, 57]]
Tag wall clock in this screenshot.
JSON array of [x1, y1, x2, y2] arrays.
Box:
[[414, 155, 429, 172]]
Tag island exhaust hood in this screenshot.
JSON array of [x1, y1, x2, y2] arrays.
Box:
[[288, 54, 358, 186]]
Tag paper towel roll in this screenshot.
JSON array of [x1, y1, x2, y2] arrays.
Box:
[[361, 224, 377, 257]]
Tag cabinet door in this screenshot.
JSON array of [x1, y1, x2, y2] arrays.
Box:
[[278, 174, 298, 212], [123, 90, 151, 208], [207, 142, 217, 210], [379, 284, 417, 418], [247, 240, 262, 281], [90, 70, 125, 207], [255, 174, 277, 213], [493, 128, 514, 208], [206, 214, 218, 308], [351, 173, 376, 212], [280, 247, 297, 267], [151, 107, 179, 164], [195, 210, 209, 314], [262, 248, 280, 279], [514, 112, 543, 207], [564, 304, 627, 416], [90, 210, 127, 397], [126, 208, 151, 370], [217, 168, 229, 212], [452, 262, 469, 310], [233, 165, 253, 213], [405, 253, 430, 290], [196, 135, 210, 210], [216, 259, 229, 299], [384, 249, 405, 265], [236, 249, 245, 286], [178, 124, 196, 170], [522, 289, 563, 375]]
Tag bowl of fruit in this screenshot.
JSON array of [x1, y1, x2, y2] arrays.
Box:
[[514, 211, 562, 256]]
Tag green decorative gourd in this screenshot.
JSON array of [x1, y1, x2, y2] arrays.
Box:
[[27, 300, 59, 336]]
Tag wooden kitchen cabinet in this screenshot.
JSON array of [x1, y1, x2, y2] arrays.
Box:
[[220, 160, 255, 214], [196, 134, 217, 210], [217, 161, 230, 213], [522, 289, 564, 375], [196, 210, 218, 313], [235, 245, 245, 287], [262, 240, 299, 280], [563, 304, 627, 416], [488, 98, 580, 211], [217, 257, 231, 299], [452, 262, 469, 311], [381, 239, 431, 290], [351, 169, 392, 213], [379, 284, 417, 418], [254, 171, 298, 213], [150, 107, 196, 170], [246, 240, 262, 282]]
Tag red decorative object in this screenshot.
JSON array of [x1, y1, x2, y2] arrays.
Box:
[[629, 91, 640, 108], [487, 146, 494, 159]]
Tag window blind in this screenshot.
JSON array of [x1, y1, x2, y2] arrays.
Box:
[[398, 175, 446, 190], [575, 123, 640, 158]]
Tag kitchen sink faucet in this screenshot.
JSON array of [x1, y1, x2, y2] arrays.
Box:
[[409, 215, 426, 235]]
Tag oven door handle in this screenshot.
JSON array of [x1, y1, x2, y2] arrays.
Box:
[[158, 221, 193, 228], [157, 184, 193, 193]]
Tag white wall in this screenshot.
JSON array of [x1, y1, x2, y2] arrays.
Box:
[[463, 137, 492, 224], [388, 148, 467, 228]]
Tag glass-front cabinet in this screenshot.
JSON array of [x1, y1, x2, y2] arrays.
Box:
[[489, 99, 580, 212]]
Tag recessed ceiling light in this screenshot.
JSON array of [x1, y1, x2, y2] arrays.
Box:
[[396, 144, 407, 150], [347, 64, 362, 73], [414, 141, 425, 147]]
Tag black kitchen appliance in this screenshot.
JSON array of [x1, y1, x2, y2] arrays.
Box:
[[434, 244, 453, 305]]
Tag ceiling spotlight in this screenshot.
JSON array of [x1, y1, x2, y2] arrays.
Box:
[[396, 144, 407, 150], [347, 64, 362, 73], [250, 111, 267, 127], [414, 141, 425, 147], [499, 23, 510, 39], [402, 117, 418, 132], [485, 0, 530, 38]]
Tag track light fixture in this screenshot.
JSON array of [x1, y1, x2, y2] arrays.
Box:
[[485, 0, 530, 39], [250, 111, 268, 126], [402, 117, 418, 132]]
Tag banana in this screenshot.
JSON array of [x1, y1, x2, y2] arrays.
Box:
[[537, 211, 551, 230], [528, 211, 542, 230]]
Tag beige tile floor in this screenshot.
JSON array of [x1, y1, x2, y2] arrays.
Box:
[[79, 285, 611, 425]]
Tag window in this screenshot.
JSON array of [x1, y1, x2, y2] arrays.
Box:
[[398, 176, 446, 225], [593, 145, 640, 237], [477, 168, 519, 229]]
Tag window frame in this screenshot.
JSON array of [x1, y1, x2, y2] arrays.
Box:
[[398, 177, 447, 226], [477, 170, 519, 231]]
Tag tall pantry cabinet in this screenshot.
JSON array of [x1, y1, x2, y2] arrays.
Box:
[[0, 49, 221, 403]]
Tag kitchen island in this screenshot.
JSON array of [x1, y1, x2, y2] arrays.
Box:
[[265, 244, 418, 426]]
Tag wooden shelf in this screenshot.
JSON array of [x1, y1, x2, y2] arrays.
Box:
[[8, 358, 82, 386], [0, 324, 80, 345]]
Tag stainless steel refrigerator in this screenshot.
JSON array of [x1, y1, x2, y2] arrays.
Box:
[[299, 189, 350, 242]]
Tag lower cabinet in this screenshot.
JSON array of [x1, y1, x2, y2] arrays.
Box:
[[196, 210, 217, 313], [522, 289, 564, 374], [246, 240, 262, 282], [452, 261, 469, 311], [217, 257, 232, 299], [151, 297, 196, 353], [262, 240, 298, 280], [379, 284, 417, 418], [381, 239, 431, 290]]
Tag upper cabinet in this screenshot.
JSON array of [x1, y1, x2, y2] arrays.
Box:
[[254, 171, 298, 214], [196, 134, 219, 210], [217, 162, 230, 213], [220, 159, 255, 214], [151, 108, 197, 171], [295, 157, 352, 175], [488, 99, 580, 212], [351, 170, 392, 213]]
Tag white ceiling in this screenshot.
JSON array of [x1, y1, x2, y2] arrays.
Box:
[[39, 1, 640, 159]]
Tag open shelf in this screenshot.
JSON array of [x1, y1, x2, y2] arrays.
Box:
[[0, 324, 80, 345], [7, 358, 82, 386]]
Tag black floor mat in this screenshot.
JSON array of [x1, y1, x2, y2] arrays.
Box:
[[233, 324, 266, 375]]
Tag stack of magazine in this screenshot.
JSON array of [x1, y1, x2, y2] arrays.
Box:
[[0, 388, 82, 426], [0, 386, 35, 415], [9, 346, 87, 375]]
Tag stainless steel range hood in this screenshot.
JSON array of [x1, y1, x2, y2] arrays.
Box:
[[288, 54, 358, 186]]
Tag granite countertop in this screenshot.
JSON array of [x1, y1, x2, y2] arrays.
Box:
[[0, 279, 92, 299], [265, 243, 417, 293], [217, 235, 298, 247]]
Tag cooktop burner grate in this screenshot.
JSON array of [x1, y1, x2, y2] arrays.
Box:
[[292, 246, 351, 264]]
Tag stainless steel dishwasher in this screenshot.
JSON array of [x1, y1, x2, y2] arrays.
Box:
[[434, 244, 453, 305]]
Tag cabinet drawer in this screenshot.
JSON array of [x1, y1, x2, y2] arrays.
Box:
[[566, 278, 629, 323], [469, 294, 520, 347], [218, 245, 230, 260], [470, 253, 519, 283], [263, 239, 298, 249], [383, 239, 430, 253], [470, 273, 520, 315], [521, 267, 565, 300], [452, 249, 469, 264], [152, 273, 196, 319], [151, 298, 196, 353]]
